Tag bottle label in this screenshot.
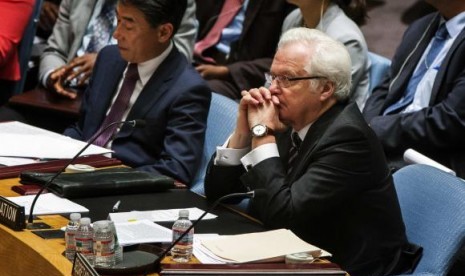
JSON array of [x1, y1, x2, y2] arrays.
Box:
[[172, 228, 193, 246], [65, 232, 76, 250], [94, 239, 115, 257], [76, 237, 93, 254]]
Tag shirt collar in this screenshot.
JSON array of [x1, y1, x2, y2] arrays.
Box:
[[134, 41, 173, 86], [443, 11, 465, 39], [293, 123, 312, 142]]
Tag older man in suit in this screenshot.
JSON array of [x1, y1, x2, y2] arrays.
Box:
[[64, 0, 211, 186], [204, 28, 419, 276], [39, 0, 197, 99], [363, 0, 465, 178]]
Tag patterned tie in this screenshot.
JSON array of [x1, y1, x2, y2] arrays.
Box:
[[287, 132, 302, 175], [86, 1, 116, 53], [383, 23, 449, 115], [194, 0, 243, 63], [93, 63, 139, 147]]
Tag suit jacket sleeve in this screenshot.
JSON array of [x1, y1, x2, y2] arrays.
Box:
[[173, 0, 197, 61]]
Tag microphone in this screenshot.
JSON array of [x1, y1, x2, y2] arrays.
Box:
[[26, 119, 146, 229], [149, 190, 263, 273]]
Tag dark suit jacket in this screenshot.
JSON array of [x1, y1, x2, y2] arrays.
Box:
[[363, 13, 465, 177], [205, 103, 409, 275], [195, 0, 294, 95], [64, 45, 211, 185]]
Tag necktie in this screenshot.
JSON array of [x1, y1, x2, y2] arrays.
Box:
[[287, 132, 302, 175], [383, 23, 449, 115], [93, 63, 139, 147], [86, 1, 116, 53], [194, 0, 243, 63]]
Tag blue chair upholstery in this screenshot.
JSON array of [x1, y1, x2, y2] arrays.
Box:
[[190, 93, 238, 195], [368, 51, 391, 93], [392, 164, 465, 276], [11, 0, 43, 95]]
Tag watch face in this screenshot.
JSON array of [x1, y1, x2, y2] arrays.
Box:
[[252, 124, 267, 136]]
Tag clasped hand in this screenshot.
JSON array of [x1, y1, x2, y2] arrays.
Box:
[[229, 87, 285, 149], [47, 53, 98, 99]]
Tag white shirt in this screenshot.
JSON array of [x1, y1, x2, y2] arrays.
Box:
[[214, 123, 312, 171]]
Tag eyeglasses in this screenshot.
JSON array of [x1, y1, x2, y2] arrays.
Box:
[[264, 72, 325, 88]]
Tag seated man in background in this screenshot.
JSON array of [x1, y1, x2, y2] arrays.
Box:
[[40, 0, 197, 99], [193, 0, 294, 100], [64, 0, 211, 186], [363, 0, 465, 178], [204, 28, 419, 276]]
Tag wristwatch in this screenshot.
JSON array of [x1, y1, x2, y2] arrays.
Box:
[[251, 124, 274, 137]]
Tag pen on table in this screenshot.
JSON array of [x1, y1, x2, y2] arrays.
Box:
[[112, 200, 121, 213]]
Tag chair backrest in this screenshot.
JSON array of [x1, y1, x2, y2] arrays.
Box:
[[393, 164, 465, 276], [368, 51, 391, 93], [190, 93, 238, 195], [12, 0, 43, 95]]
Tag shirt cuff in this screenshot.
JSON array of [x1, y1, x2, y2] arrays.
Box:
[[240, 143, 279, 171], [214, 136, 250, 166]]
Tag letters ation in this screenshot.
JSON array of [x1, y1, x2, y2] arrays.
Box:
[[0, 197, 25, 231]]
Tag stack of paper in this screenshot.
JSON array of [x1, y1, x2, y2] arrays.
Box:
[[6, 193, 89, 215], [195, 229, 331, 264]]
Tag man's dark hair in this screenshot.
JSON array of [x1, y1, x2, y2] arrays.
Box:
[[118, 0, 187, 37]]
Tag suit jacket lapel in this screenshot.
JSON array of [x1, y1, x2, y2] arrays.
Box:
[[430, 24, 465, 102], [285, 103, 345, 182], [118, 47, 185, 137], [242, 0, 263, 35], [384, 14, 440, 108], [93, 52, 127, 131]]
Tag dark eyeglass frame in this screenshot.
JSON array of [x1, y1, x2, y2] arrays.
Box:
[[265, 72, 326, 88]]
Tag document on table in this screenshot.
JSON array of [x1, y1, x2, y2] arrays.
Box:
[[109, 207, 217, 223], [0, 121, 112, 161], [199, 229, 331, 264], [115, 219, 172, 246], [6, 193, 89, 215]]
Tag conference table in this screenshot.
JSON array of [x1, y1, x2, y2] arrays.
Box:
[[0, 175, 268, 275]]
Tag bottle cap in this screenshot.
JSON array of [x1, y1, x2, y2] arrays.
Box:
[[179, 209, 189, 218], [80, 217, 91, 225], [70, 213, 81, 221]]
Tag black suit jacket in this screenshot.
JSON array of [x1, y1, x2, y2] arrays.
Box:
[[363, 12, 465, 177], [205, 103, 409, 275], [64, 45, 211, 185], [195, 0, 294, 92]]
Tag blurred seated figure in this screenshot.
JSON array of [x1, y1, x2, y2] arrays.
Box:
[[193, 0, 295, 100], [64, 0, 211, 185], [281, 0, 370, 109], [0, 0, 34, 105], [39, 0, 197, 99]]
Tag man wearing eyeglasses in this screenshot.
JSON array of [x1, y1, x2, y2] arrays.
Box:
[[204, 28, 420, 276]]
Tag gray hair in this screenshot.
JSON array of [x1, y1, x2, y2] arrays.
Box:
[[277, 27, 352, 101]]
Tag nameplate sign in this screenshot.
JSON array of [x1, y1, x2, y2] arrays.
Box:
[[72, 253, 100, 276], [0, 196, 25, 231]]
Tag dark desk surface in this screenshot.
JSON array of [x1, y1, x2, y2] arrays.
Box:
[[9, 87, 81, 117], [72, 189, 266, 235]]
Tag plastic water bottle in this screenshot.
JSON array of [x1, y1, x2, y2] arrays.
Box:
[[65, 213, 81, 261], [171, 209, 194, 262], [93, 220, 116, 268], [75, 217, 94, 265]]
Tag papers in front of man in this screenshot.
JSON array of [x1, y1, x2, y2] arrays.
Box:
[[196, 229, 331, 264], [0, 121, 112, 162], [6, 193, 89, 215], [115, 219, 172, 246], [109, 207, 217, 223]]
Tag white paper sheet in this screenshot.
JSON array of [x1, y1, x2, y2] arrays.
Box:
[[403, 148, 456, 176], [109, 207, 217, 223], [6, 193, 89, 215], [0, 121, 112, 160], [115, 219, 172, 246]]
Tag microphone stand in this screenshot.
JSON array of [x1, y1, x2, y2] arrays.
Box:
[[150, 191, 257, 273], [26, 120, 143, 229]]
